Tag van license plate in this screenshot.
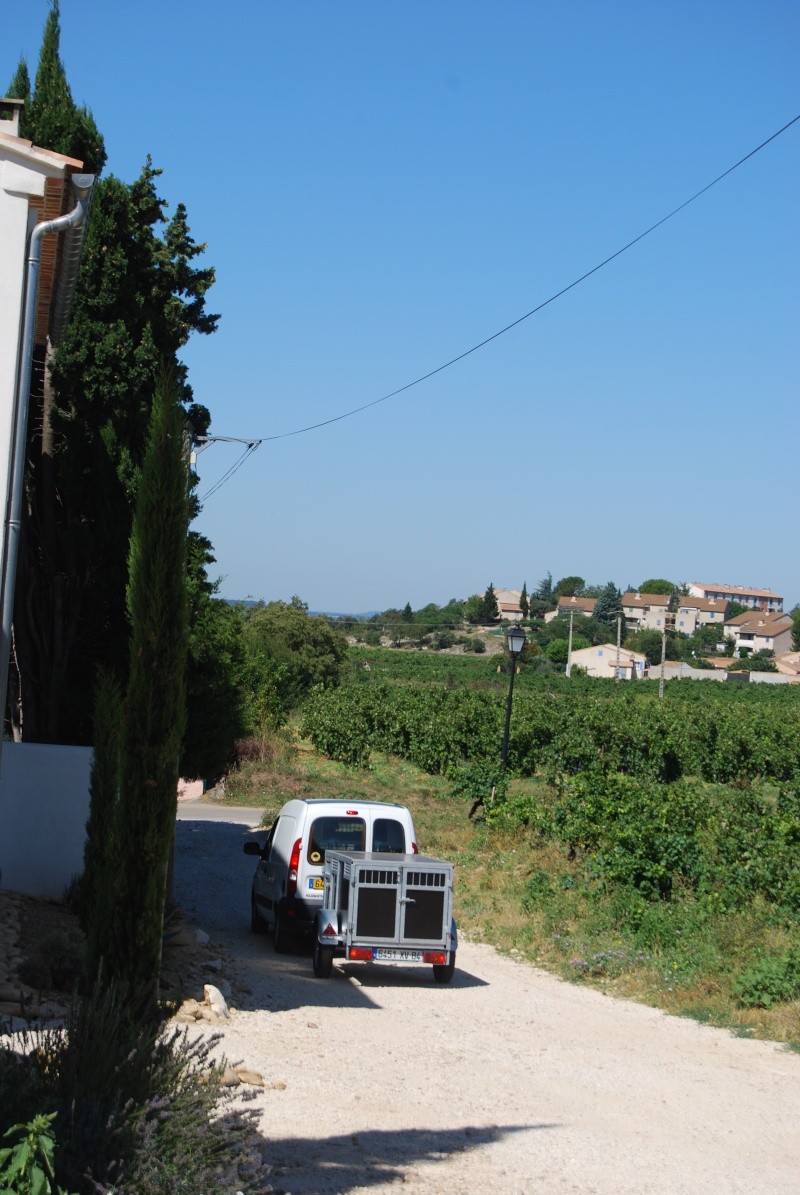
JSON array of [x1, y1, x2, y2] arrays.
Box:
[[373, 948, 423, 962], [308, 878, 323, 891]]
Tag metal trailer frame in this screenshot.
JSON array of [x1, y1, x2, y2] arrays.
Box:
[[312, 850, 457, 983]]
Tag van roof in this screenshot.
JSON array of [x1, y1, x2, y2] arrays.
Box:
[[290, 799, 408, 810]]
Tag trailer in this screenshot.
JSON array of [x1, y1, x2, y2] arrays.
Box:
[[312, 850, 457, 983]]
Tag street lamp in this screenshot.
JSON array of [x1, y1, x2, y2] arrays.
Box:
[[500, 623, 526, 768]]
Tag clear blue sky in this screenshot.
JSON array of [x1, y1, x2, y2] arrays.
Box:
[[6, 2, 799, 612]]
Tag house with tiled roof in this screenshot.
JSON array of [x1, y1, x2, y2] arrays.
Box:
[[724, 611, 793, 657], [569, 643, 648, 681], [675, 596, 729, 635], [544, 595, 597, 624], [494, 588, 523, 622], [622, 591, 671, 631], [687, 581, 783, 614]]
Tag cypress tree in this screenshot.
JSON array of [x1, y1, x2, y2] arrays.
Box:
[[5, 59, 31, 137], [519, 582, 529, 620], [106, 369, 189, 1001], [25, 1, 106, 172], [81, 668, 123, 974]]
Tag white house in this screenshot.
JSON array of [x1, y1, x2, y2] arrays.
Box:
[[494, 588, 523, 622], [675, 596, 729, 635], [724, 612, 793, 658], [687, 581, 783, 614], [569, 643, 648, 680], [0, 99, 94, 896], [622, 592, 671, 631]]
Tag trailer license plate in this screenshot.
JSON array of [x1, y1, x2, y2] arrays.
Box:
[[373, 948, 423, 962], [308, 878, 323, 891]]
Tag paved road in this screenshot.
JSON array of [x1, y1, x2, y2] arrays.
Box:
[[174, 802, 800, 1195]]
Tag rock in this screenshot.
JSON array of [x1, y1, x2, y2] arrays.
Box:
[[194, 928, 210, 945], [235, 1068, 264, 1087], [175, 998, 203, 1021], [173, 1010, 199, 1024], [203, 984, 229, 1018], [221, 1067, 242, 1087], [203, 957, 223, 972]]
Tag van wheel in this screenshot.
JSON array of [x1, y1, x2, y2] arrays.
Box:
[[313, 937, 334, 979], [433, 953, 456, 984], [273, 912, 291, 954], [251, 894, 267, 934]]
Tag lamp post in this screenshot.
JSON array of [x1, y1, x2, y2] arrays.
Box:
[[500, 623, 526, 768]]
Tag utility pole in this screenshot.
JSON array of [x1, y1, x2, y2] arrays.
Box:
[[566, 611, 574, 677], [659, 628, 667, 699], [615, 616, 622, 682]]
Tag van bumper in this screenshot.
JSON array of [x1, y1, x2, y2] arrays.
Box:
[[279, 893, 321, 932]]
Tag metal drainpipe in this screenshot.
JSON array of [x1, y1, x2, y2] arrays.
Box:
[[0, 174, 95, 758]]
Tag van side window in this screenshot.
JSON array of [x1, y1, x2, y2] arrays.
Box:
[[307, 817, 366, 864], [371, 818, 406, 853], [261, 820, 277, 859]]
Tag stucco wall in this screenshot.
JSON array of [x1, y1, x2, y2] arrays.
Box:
[[0, 742, 92, 898]]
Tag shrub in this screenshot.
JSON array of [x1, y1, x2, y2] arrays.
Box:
[[733, 951, 800, 1008], [17, 927, 85, 991], [0, 982, 261, 1194]]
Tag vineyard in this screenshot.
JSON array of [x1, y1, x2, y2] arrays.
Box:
[[299, 653, 800, 1013], [302, 673, 800, 783]]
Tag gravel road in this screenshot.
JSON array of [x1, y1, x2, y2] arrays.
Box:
[[175, 804, 800, 1195]]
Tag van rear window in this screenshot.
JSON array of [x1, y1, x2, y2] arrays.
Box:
[[371, 818, 406, 853], [307, 817, 366, 864]]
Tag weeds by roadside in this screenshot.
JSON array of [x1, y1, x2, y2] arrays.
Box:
[[217, 725, 800, 1049]]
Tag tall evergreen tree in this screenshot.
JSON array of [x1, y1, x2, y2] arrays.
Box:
[[81, 668, 122, 974], [536, 571, 553, 601], [594, 580, 623, 630], [481, 583, 500, 623], [106, 369, 189, 1001], [11, 2, 105, 173], [519, 582, 529, 620]]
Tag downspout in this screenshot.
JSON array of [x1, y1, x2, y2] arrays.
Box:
[[0, 173, 95, 759]]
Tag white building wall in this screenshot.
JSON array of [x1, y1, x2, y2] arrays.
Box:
[[0, 742, 92, 898]]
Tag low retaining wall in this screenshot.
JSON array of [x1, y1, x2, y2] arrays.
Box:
[[0, 742, 92, 898]]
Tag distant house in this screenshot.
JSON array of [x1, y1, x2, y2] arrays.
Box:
[[724, 611, 793, 657], [675, 596, 729, 635], [544, 595, 597, 624], [622, 592, 671, 631], [494, 588, 523, 622], [569, 643, 648, 681], [687, 581, 783, 614]]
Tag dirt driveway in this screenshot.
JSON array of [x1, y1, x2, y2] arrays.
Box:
[[175, 807, 800, 1194]]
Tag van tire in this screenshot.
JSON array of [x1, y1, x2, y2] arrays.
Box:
[[433, 953, 456, 984], [313, 937, 334, 978], [273, 912, 291, 954], [251, 894, 267, 934]]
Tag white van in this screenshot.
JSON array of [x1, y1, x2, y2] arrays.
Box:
[[243, 798, 418, 951]]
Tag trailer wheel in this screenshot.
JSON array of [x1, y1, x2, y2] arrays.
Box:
[[273, 912, 291, 954], [433, 953, 456, 984], [251, 894, 267, 935], [313, 937, 334, 978]]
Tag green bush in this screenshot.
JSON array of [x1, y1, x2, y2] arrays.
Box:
[[0, 983, 261, 1194], [733, 951, 800, 1008]]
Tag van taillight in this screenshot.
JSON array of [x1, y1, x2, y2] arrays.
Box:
[[412, 841, 418, 854], [287, 837, 302, 897]]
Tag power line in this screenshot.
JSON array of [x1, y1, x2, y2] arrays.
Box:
[[198, 439, 261, 502], [200, 113, 799, 490]]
